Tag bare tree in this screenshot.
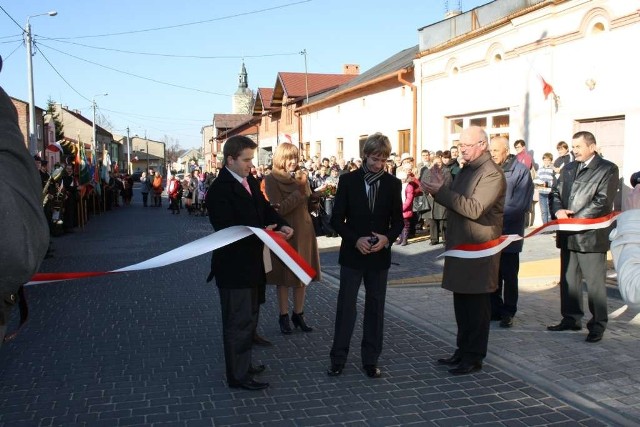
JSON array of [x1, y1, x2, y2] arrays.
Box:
[[163, 135, 183, 165]]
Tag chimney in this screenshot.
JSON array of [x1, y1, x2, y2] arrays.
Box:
[[343, 64, 360, 75]]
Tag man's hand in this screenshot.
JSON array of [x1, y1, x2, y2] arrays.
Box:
[[625, 185, 640, 211], [278, 225, 294, 240], [355, 236, 373, 255], [369, 232, 389, 253], [555, 209, 574, 219], [421, 165, 444, 195]]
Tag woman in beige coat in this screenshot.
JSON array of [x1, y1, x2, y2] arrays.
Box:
[[265, 143, 321, 334]]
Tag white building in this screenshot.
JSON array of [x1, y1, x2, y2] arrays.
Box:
[[415, 0, 640, 202]]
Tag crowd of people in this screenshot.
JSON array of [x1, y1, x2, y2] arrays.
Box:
[[3, 74, 630, 387]]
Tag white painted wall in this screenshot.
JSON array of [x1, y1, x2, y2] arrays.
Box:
[[302, 85, 413, 160], [416, 0, 640, 178]]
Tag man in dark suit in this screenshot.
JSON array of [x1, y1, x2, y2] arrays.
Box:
[[327, 133, 404, 378], [0, 85, 49, 346], [205, 135, 293, 390], [548, 131, 619, 343]]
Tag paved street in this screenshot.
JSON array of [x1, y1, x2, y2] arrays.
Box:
[[1, 186, 639, 426]]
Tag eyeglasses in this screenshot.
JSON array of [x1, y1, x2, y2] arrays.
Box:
[[459, 140, 485, 149]]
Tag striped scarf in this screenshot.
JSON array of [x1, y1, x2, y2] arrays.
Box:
[[362, 162, 384, 212]]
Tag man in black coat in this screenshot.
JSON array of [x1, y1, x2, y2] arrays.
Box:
[[549, 131, 619, 343], [205, 135, 293, 390], [327, 133, 404, 378], [0, 86, 49, 345]]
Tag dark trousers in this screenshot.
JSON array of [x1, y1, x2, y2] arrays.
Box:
[[429, 218, 446, 243], [218, 287, 258, 384], [491, 252, 520, 317], [453, 292, 491, 364], [330, 266, 388, 366], [321, 197, 335, 235], [141, 192, 149, 207], [559, 249, 608, 333]]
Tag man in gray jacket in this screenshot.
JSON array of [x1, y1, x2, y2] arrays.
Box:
[[423, 126, 506, 375], [549, 131, 619, 343], [0, 84, 49, 345]]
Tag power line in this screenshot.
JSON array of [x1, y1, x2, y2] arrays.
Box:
[[0, 5, 24, 32], [100, 106, 209, 123], [1, 36, 23, 44], [37, 37, 300, 60], [34, 44, 91, 102], [38, 42, 231, 97], [1, 40, 22, 62], [0, 33, 22, 40], [43, 0, 312, 40]]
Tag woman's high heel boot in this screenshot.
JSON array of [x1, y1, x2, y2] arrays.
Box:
[[292, 312, 313, 332], [279, 314, 292, 335]]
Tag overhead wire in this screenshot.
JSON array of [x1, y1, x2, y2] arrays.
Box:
[[43, 0, 312, 40], [0, 5, 24, 32], [1, 40, 22, 62], [37, 41, 231, 97], [36, 37, 301, 60], [34, 44, 91, 102]]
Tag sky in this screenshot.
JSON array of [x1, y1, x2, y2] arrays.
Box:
[[0, 0, 489, 150]]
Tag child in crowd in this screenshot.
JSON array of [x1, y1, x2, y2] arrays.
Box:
[[536, 152, 555, 224]]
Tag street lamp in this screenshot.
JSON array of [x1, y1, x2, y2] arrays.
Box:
[[26, 10, 57, 155], [92, 93, 108, 164]]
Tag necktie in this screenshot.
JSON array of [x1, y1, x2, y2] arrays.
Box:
[[241, 178, 252, 195]]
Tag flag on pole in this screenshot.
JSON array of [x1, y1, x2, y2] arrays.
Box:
[[540, 76, 555, 100]]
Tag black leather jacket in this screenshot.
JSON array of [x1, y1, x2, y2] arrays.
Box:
[[550, 154, 619, 252]]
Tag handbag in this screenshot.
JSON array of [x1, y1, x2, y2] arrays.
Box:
[[413, 194, 429, 214]]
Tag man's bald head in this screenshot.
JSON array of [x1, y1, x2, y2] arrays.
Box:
[[459, 126, 488, 163], [489, 136, 510, 165]]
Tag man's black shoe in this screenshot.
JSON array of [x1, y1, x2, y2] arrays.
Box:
[[228, 379, 269, 390], [437, 355, 462, 365], [249, 364, 266, 375], [500, 316, 513, 328], [585, 332, 603, 343], [253, 334, 273, 346], [547, 322, 581, 331], [327, 363, 344, 376], [449, 361, 482, 375], [363, 365, 381, 378]]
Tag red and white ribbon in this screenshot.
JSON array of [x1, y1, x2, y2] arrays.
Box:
[[525, 211, 620, 237], [28, 226, 316, 286], [440, 212, 620, 259], [439, 235, 522, 259]]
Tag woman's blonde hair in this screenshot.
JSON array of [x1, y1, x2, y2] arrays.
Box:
[[272, 142, 299, 171]]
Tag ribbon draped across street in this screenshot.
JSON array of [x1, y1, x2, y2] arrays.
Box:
[[439, 212, 620, 259], [28, 226, 316, 286]]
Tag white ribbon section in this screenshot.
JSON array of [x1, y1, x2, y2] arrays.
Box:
[[28, 226, 313, 286], [438, 235, 523, 259]]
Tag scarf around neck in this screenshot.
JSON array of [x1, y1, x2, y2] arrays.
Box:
[[362, 161, 385, 212]]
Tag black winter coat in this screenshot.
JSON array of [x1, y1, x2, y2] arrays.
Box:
[[205, 167, 288, 297], [550, 154, 619, 253]]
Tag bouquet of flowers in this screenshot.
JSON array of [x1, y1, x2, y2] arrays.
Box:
[[321, 183, 337, 197]]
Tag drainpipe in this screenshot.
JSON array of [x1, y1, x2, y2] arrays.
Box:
[[397, 69, 417, 158]]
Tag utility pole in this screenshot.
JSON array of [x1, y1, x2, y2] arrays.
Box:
[[25, 10, 57, 155], [299, 49, 309, 152]]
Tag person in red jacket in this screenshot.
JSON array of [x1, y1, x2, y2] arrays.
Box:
[[167, 172, 181, 214], [396, 169, 414, 246]]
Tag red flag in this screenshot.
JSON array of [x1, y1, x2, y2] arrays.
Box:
[[541, 76, 554, 100]]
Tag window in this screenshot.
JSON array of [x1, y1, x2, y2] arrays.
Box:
[[359, 135, 368, 158], [315, 141, 321, 157], [447, 110, 510, 147], [336, 138, 343, 161], [304, 142, 311, 160], [398, 130, 410, 154]]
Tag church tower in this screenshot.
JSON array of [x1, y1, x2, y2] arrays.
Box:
[[232, 61, 254, 114]]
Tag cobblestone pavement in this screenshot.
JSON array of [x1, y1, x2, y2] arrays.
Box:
[[0, 188, 637, 426]]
